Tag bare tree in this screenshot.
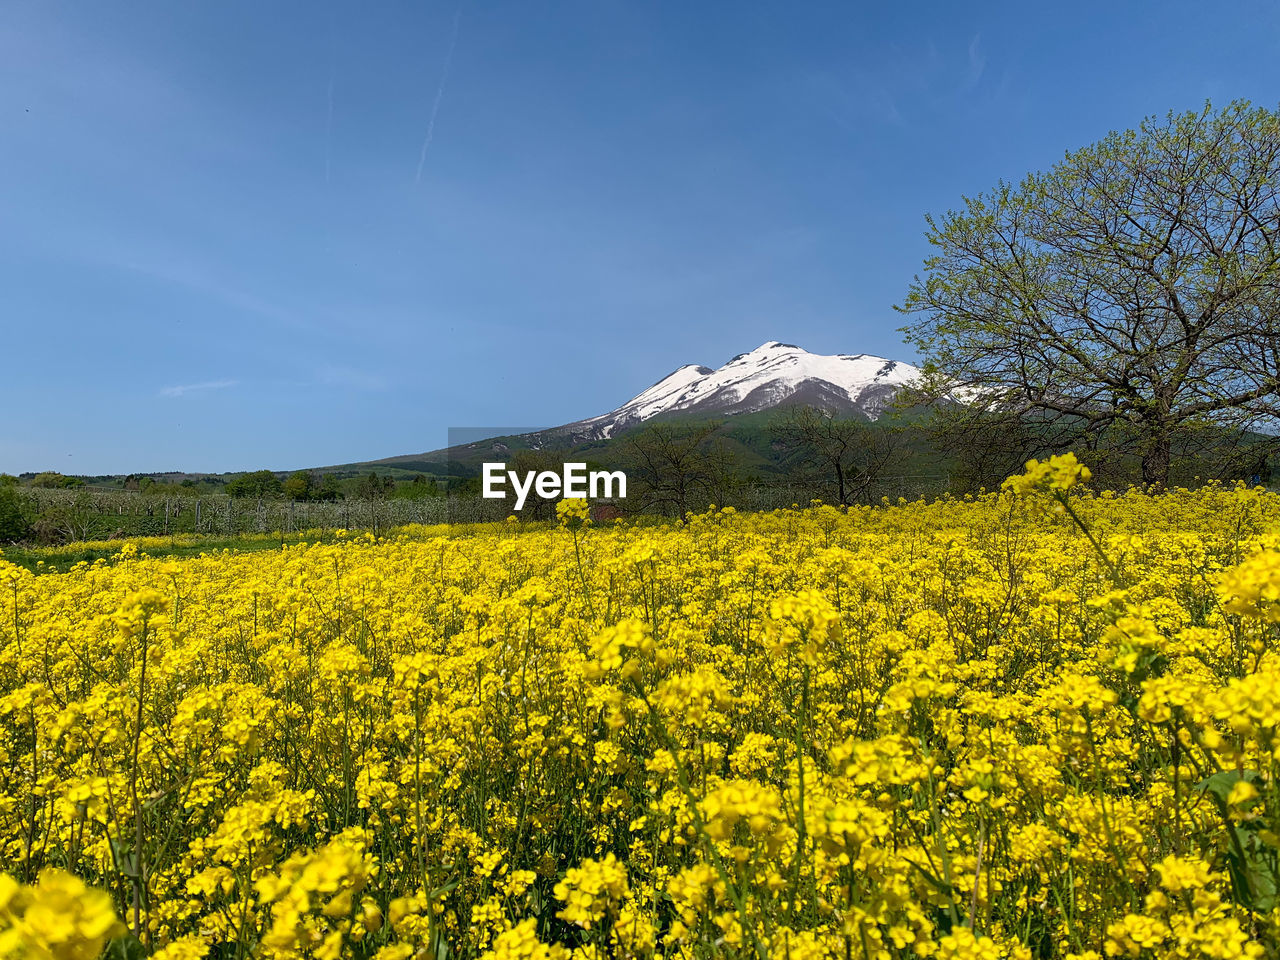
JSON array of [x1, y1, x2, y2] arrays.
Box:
[[771, 406, 903, 504], [621, 421, 733, 518], [899, 101, 1280, 485]]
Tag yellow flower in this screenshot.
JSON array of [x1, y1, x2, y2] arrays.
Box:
[[1154, 854, 1212, 894], [3, 480, 1279, 957], [553, 855, 629, 929], [0, 869, 123, 960], [1220, 546, 1280, 621], [556, 497, 591, 526], [763, 589, 839, 663], [1002, 452, 1092, 495], [150, 937, 211, 960], [483, 918, 568, 959]]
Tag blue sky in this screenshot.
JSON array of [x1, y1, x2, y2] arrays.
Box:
[[3, 0, 1277, 474]]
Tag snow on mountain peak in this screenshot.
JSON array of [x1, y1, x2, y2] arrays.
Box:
[[568, 341, 920, 439]]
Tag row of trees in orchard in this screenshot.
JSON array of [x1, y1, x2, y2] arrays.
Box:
[[899, 100, 1280, 487]]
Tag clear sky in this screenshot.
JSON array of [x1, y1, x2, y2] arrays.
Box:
[[3, 0, 1278, 474]]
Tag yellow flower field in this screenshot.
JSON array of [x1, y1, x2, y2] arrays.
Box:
[[3, 462, 1280, 959]]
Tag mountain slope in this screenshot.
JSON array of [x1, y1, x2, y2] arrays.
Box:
[[340, 341, 922, 475], [557, 341, 919, 441]]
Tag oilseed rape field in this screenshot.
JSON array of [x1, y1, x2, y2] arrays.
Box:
[[3, 457, 1280, 960]]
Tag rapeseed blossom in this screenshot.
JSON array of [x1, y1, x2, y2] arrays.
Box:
[[0, 470, 1278, 957], [0, 870, 123, 960]]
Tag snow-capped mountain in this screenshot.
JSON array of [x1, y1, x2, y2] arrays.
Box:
[[559, 341, 920, 440]]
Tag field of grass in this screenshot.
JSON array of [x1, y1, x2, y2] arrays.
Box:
[[1, 532, 330, 574], [2, 458, 1279, 958]]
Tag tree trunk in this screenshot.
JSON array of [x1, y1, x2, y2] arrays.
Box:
[[1141, 429, 1172, 487]]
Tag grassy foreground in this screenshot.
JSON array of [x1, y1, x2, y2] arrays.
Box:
[[1, 532, 323, 574], [2, 461, 1280, 959], [0, 526, 475, 574]]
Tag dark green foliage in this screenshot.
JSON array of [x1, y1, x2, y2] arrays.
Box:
[[30, 471, 82, 489], [0, 484, 31, 543], [283, 470, 316, 502], [225, 470, 284, 499], [315, 473, 344, 502], [390, 474, 443, 502], [353, 471, 394, 500], [1198, 771, 1278, 912]]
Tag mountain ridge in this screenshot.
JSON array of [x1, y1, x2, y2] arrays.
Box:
[[332, 340, 922, 473], [548, 340, 920, 442]]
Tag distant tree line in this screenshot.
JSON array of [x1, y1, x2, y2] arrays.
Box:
[[180, 470, 440, 502]]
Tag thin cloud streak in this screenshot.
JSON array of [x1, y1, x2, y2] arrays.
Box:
[[965, 34, 986, 91], [159, 379, 239, 398], [414, 3, 463, 185], [324, 3, 337, 185]]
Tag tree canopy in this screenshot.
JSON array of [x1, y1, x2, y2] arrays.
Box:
[[226, 470, 283, 499], [899, 101, 1280, 484]]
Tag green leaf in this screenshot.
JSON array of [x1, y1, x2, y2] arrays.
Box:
[[109, 838, 139, 879], [1197, 770, 1261, 804], [1197, 770, 1277, 912]]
